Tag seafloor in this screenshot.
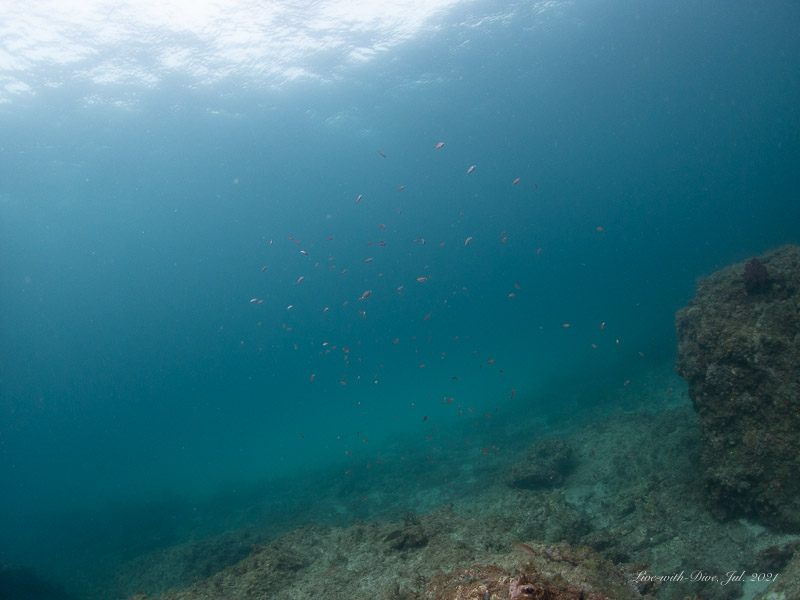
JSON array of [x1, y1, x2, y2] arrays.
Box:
[[25, 364, 787, 600]]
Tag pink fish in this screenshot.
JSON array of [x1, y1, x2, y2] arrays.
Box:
[[464, 236, 473, 246], [513, 177, 520, 185], [359, 290, 372, 300], [295, 276, 304, 285], [434, 142, 445, 149]]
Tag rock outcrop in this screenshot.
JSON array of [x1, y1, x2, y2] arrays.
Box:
[[675, 244, 800, 531]]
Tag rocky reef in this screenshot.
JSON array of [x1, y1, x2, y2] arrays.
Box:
[[119, 403, 800, 600], [675, 244, 800, 531], [505, 436, 573, 490], [424, 542, 654, 600]]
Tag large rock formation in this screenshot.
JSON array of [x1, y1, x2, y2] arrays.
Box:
[[675, 244, 800, 531]]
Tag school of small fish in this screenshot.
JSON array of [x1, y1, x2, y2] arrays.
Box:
[[244, 139, 641, 485]]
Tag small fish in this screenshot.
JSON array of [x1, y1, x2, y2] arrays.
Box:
[[513, 542, 537, 556], [397, 185, 405, 191], [466, 164, 475, 175], [464, 236, 473, 246], [295, 276, 304, 285], [356, 194, 363, 204], [364, 257, 374, 263], [562, 323, 570, 328], [600, 322, 605, 330], [300, 249, 309, 256], [513, 177, 520, 185], [378, 150, 387, 158], [261, 265, 268, 272], [416, 277, 428, 282], [434, 142, 445, 149], [359, 290, 371, 300], [596, 226, 604, 232]]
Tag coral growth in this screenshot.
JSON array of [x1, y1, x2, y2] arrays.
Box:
[[743, 257, 769, 294]]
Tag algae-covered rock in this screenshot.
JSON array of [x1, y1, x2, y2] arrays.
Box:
[[424, 541, 655, 600], [675, 244, 800, 531], [506, 437, 573, 490]]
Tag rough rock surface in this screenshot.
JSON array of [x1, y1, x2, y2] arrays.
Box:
[[424, 542, 654, 600], [506, 437, 573, 490], [675, 244, 800, 531], [753, 546, 800, 600]]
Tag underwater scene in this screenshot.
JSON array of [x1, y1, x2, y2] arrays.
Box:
[[1, 1, 800, 599]]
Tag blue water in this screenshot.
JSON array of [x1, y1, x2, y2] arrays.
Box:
[[1, 0, 799, 594]]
